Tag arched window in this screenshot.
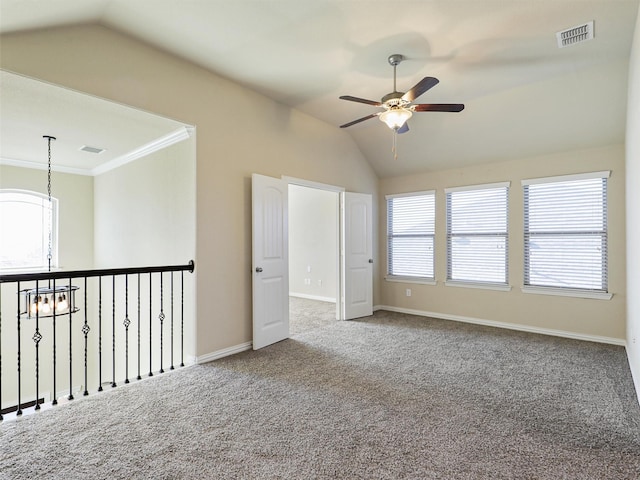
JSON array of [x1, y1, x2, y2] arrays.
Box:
[[0, 189, 58, 271]]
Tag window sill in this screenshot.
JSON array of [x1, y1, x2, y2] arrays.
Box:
[[445, 281, 512, 292], [385, 276, 436, 286], [521, 286, 612, 300]]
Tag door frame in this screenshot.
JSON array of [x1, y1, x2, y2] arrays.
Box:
[[282, 176, 345, 321]]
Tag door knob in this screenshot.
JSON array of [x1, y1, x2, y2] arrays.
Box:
[[368, 259, 373, 264], [255, 267, 263, 273]]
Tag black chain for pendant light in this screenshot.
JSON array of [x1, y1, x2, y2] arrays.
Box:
[[43, 135, 56, 274]]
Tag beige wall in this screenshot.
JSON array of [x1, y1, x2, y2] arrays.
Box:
[[93, 138, 197, 360], [0, 24, 379, 357], [289, 185, 338, 301], [626, 8, 640, 394], [379, 144, 626, 341], [93, 139, 195, 269]]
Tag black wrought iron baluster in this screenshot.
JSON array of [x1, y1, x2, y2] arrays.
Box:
[[32, 280, 42, 411], [16, 281, 22, 416], [137, 273, 141, 381], [111, 275, 116, 388], [82, 277, 90, 396], [159, 272, 165, 374], [181, 271, 185, 367], [98, 277, 103, 392], [68, 277, 74, 401], [149, 273, 153, 377], [0, 284, 3, 421], [52, 279, 57, 405], [170, 272, 174, 370], [124, 274, 130, 384]]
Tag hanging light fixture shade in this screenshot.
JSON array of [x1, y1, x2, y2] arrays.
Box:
[[20, 135, 80, 319], [22, 285, 79, 319], [379, 107, 412, 130]]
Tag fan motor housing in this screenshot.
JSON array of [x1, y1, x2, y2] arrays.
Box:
[[382, 91, 408, 107]]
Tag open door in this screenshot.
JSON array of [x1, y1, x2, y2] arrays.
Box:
[[342, 192, 373, 320], [252, 174, 289, 349]]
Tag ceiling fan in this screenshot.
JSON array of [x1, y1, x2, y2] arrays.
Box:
[[339, 54, 464, 134]]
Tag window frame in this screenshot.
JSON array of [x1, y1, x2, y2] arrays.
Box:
[[445, 182, 510, 290], [385, 190, 436, 284], [521, 171, 611, 300], [0, 189, 59, 273]]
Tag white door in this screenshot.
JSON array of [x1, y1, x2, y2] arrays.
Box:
[[252, 174, 289, 349], [342, 192, 373, 320]]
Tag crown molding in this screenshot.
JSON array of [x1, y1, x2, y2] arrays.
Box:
[[91, 126, 193, 176], [0, 126, 194, 177], [0, 157, 92, 176]]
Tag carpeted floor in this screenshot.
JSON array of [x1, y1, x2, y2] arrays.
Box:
[[1, 308, 639, 479], [289, 296, 336, 335]]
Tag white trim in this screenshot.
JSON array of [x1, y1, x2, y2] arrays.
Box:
[[385, 190, 435, 200], [289, 292, 336, 303], [1, 126, 193, 177], [385, 276, 436, 286], [282, 176, 345, 193], [522, 286, 612, 300], [92, 126, 192, 176], [375, 305, 626, 346], [0, 157, 92, 176], [627, 347, 640, 407], [195, 341, 252, 364], [445, 281, 512, 292], [521, 170, 610, 186], [445, 181, 510, 193]]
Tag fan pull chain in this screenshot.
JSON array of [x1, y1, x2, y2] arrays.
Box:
[[392, 129, 398, 160]]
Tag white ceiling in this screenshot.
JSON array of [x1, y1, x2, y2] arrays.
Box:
[[0, 0, 638, 177]]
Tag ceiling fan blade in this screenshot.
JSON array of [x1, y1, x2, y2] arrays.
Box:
[[340, 113, 379, 128], [413, 103, 465, 112], [339, 95, 382, 106], [397, 123, 409, 134], [401, 77, 439, 102]]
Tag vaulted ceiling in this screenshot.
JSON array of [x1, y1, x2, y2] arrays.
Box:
[[1, 0, 638, 177]]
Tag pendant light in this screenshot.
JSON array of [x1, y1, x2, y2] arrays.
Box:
[[21, 136, 79, 318]]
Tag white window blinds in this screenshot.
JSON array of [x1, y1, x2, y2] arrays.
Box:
[[446, 183, 509, 286], [523, 172, 608, 293], [386, 191, 435, 279]]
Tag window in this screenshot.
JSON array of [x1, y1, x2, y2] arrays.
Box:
[[523, 171, 609, 296], [0, 190, 58, 271], [446, 182, 509, 287], [386, 191, 435, 280]]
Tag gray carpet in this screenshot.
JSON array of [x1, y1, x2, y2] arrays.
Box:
[[289, 296, 336, 335], [1, 309, 639, 479]]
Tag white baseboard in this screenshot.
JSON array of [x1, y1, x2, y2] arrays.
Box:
[[626, 347, 640, 406], [374, 305, 626, 346], [196, 341, 253, 364], [289, 293, 336, 303]]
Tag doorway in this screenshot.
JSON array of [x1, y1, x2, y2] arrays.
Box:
[[287, 182, 340, 335]]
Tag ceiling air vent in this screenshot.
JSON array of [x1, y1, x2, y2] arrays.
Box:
[[80, 145, 105, 154], [556, 21, 594, 48]]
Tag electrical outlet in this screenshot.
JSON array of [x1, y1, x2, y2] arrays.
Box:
[[304, 278, 311, 285], [405, 288, 411, 297], [318, 279, 322, 286], [307, 265, 312, 273]]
